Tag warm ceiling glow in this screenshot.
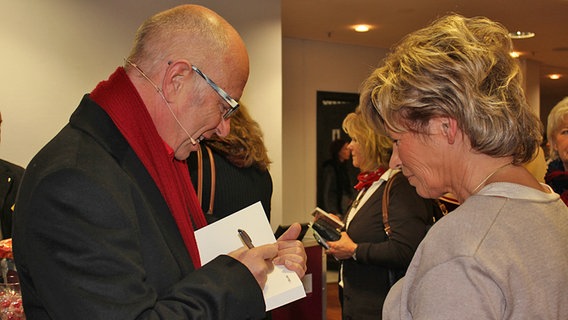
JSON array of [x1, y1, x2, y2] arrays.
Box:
[[548, 74, 562, 80], [509, 31, 535, 39], [353, 24, 370, 32], [510, 51, 521, 58]]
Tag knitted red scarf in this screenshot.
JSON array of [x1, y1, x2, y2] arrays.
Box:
[[90, 67, 207, 268]]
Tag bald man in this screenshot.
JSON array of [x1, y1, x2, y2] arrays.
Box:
[[13, 5, 306, 319]]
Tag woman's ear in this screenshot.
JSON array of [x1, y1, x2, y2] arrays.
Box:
[[438, 117, 458, 144]]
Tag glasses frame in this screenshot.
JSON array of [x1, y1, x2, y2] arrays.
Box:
[[191, 65, 239, 119]]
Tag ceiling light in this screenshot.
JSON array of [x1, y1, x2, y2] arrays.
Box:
[[547, 74, 562, 80], [353, 24, 370, 33], [510, 51, 521, 58], [509, 31, 535, 39]]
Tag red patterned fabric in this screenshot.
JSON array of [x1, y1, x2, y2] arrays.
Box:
[[354, 168, 387, 191]]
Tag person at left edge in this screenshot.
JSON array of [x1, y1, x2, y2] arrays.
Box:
[[12, 5, 306, 320], [0, 111, 24, 239]]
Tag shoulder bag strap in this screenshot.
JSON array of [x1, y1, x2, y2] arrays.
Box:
[[382, 171, 399, 238], [196, 145, 204, 205], [204, 145, 216, 214], [196, 145, 216, 215]]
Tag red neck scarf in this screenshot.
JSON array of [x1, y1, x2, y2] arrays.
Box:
[[90, 67, 207, 269], [354, 168, 386, 191]]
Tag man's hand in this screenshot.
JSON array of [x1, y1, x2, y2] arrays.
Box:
[[229, 222, 307, 288], [272, 223, 307, 279], [229, 244, 278, 288]]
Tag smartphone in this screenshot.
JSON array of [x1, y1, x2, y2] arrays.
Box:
[[310, 224, 330, 249]]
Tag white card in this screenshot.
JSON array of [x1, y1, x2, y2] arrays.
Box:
[[194, 201, 306, 311]]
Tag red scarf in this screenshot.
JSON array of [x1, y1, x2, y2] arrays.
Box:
[[354, 168, 386, 191], [90, 67, 207, 269]]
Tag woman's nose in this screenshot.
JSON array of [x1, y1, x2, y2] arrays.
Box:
[[389, 146, 402, 169], [215, 118, 231, 137]]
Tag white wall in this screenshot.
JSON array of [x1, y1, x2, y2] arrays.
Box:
[[0, 0, 155, 167], [519, 58, 541, 117], [0, 0, 284, 227], [282, 38, 388, 225]]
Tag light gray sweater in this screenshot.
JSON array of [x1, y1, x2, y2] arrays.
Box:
[[383, 182, 568, 319]]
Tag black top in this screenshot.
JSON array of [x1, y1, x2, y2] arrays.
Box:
[[340, 173, 435, 320], [320, 159, 355, 216], [188, 144, 273, 224]]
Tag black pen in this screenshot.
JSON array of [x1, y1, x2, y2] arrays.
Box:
[[238, 229, 255, 249]]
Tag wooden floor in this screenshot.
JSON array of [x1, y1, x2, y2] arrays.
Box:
[[326, 282, 341, 320]]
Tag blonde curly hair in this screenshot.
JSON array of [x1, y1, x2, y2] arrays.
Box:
[[205, 103, 271, 171], [342, 107, 392, 172], [360, 14, 542, 165]]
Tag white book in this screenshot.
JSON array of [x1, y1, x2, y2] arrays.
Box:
[[194, 201, 306, 311]]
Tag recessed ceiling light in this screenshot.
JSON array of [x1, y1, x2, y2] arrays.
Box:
[[547, 74, 562, 80], [509, 31, 535, 39], [353, 24, 371, 33]]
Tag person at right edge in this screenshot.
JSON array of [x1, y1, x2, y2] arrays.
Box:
[[326, 108, 437, 320], [545, 96, 568, 206], [360, 14, 568, 319]]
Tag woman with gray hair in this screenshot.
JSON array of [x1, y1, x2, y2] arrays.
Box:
[[360, 14, 568, 319], [545, 96, 568, 205]]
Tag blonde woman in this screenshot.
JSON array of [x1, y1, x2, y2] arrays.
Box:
[[327, 108, 436, 320], [188, 103, 273, 222]]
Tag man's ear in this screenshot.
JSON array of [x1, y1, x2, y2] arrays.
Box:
[[163, 60, 192, 98]]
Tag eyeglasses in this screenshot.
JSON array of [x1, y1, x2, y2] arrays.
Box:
[[191, 65, 240, 119]]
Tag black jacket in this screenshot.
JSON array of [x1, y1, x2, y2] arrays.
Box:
[[13, 95, 264, 319], [0, 158, 24, 239]]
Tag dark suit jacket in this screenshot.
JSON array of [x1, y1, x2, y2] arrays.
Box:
[[0, 159, 24, 239], [340, 174, 435, 320], [12, 95, 265, 320]]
